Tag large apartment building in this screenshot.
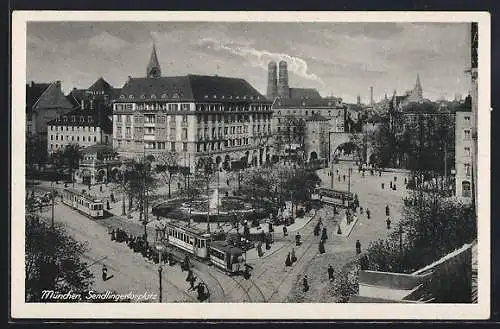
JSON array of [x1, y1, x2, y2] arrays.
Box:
[[112, 45, 274, 171]]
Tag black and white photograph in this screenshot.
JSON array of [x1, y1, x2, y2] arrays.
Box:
[[11, 11, 490, 319]]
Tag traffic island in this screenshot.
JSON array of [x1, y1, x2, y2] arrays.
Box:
[[335, 213, 358, 238]]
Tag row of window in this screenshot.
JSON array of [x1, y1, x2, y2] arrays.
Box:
[[50, 134, 104, 143], [195, 103, 270, 112], [168, 228, 207, 248], [50, 125, 99, 132], [197, 113, 271, 124], [116, 140, 188, 152], [276, 109, 344, 117], [53, 116, 94, 124], [195, 138, 250, 152]]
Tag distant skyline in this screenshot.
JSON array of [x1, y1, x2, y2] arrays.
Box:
[[27, 22, 471, 103]]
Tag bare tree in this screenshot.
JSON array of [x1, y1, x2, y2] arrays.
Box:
[[155, 151, 180, 198]]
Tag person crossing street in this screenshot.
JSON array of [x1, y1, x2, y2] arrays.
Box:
[[328, 265, 335, 281]]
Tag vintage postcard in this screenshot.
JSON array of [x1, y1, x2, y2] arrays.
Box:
[[11, 11, 490, 319]]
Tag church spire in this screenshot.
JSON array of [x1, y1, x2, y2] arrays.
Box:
[[415, 73, 422, 98], [147, 43, 161, 78]]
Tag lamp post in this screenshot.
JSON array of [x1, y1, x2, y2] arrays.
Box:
[[51, 181, 55, 230], [155, 244, 165, 303]]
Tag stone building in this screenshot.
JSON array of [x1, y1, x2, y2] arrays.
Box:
[[26, 80, 75, 140], [74, 144, 121, 185], [454, 109, 474, 200], [304, 113, 330, 165], [46, 106, 113, 154], [112, 44, 274, 171]]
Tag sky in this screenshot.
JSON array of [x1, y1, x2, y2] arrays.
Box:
[[26, 22, 471, 103]]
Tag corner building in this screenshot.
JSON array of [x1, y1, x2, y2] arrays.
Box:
[[113, 46, 273, 171]]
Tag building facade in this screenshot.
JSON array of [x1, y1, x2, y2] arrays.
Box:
[[47, 108, 113, 153], [74, 144, 121, 185], [304, 114, 330, 164], [112, 45, 273, 171], [454, 110, 474, 200], [26, 81, 75, 139]]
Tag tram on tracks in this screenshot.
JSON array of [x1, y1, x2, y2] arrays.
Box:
[[159, 220, 246, 275], [62, 188, 104, 218], [311, 187, 353, 207]]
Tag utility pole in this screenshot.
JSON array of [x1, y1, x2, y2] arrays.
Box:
[[330, 158, 334, 189], [399, 223, 403, 259], [51, 181, 55, 230]]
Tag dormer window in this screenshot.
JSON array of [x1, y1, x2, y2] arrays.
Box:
[[213, 95, 217, 99], [88, 116, 93, 122], [302, 102, 306, 106], [161, 94, 167, 99], [221, 96, 225, 99], [243, 96, 247, 100], [120, 95, 125, 99], [63, 117, 67, 122], [151, 94, 156, 99], [173, 93, 179, 99], [72, 116, 76, 122], [204, 95, 209, 99], [129, 95, 134, 99], [140, 94, 145, 99], [236, 96, 240, 99]]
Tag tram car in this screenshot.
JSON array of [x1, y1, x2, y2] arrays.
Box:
[[209, 241, 246, 274], [164, 220, 211, 259], [62, 188, 104, 218]]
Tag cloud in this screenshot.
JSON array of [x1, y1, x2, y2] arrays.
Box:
[[197, 38, 324, 85], [86, 31, 129, 52]]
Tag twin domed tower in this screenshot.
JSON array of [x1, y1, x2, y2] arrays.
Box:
[[266, 60, 290, 100]]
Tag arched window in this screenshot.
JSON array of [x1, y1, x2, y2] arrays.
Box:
[[151, 94, 156, 99], [462, 181, 471, 197]]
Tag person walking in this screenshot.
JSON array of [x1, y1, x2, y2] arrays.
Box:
[[295, 232, 301, 246], [328, 265, 335, 281], [100, 185, 103, 193], [319, 240, 326, 254], [343, 175, 346, 182], [386, 216, 391, 229], [291, 248, 297, 263], [101, 264, 108, 281], [385, 204, 390, 217], [106, 200, 110, 210], [390, 181, 393, 189], [356, 240, 361, 254], [303, 276, 310, 292], [359, 206, 364, 215], [285, 252, 292, 267], [381, 182, 384, 189], [366, 208, 370, 219], [321, 227, 328, 241], [283, 225, 288, 237]]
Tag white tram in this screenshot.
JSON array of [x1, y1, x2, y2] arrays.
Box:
[[165, 220, 210, 259], [209, 241, 246, 274], [62, 188, 104, 218]]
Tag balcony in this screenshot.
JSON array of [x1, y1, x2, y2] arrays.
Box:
[[143, 134, 156, 141]]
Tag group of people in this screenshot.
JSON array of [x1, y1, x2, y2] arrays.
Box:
[[313, 218, 328, 254], [185, 268, 209, 301]]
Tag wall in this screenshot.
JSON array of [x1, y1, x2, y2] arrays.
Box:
[[455, 111, 474, 201]]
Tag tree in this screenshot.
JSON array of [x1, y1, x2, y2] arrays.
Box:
[[239, 167, 276, 202], [26, 135, 48, 172], [155, 151, 180, 198], [25, 216, 94, 302], [48, 149, 66, 183], [62, 143, 83, 186]]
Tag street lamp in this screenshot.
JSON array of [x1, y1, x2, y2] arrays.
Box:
[[155, 244, 165, 303]]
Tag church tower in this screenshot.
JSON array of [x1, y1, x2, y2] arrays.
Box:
[[414, 74, 423, 100], [266, 61, 278, 100], [277, 60, 290, 99], [146, 43, 161, 78]]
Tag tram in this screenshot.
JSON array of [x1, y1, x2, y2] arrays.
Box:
[[162, 220, 246, 274], [62, 188, 104, 218], [311, 187, 353, 207], [209, 240, 246, 275]]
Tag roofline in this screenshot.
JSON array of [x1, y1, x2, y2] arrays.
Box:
[[30, 82, 55, 110]]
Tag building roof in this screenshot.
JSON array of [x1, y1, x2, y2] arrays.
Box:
[[289, 88, 322, 100], [116, 74, 269, 103], [273, 97, 343, 109], [82, 143, 115, 155], [88, 77, 113, 91], [30, 81, 75, 112], [47, 109, 113, 134], [26, 82, 51, 112]]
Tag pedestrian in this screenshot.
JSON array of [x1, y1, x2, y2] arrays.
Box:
[[227, 178, 230, 186], [394, 176, 397, 182], [336, 169, 339, 175], [189, 275, 197, 291], [385, 205, 390, 216], [321, 227, 328, 241], [102, 264, 108, 281], [360, 206, 363, 215], [338, 175, 341, 182], [106, 200, 110, 210], [100, 185, 103, 193], [303, 276, 309, 292], [285, 252, 292, 267], [268, 222, 274, 233], [257, 242, 263, 257], [379, 170, 382, 177], [343, 175, 346, 182], [328, 265, 335, 281], [314, 223, 320, 236], [393, 184, 397, 191], [319, 240, 326, 254], [390, 181, 393, 189], [291, 248, 297, 263], [283, 225, 288, 237], [333, 205, 337, 215], [356, 240, 361, 254], [366, 209, 370, 219], [404, 177, 408, 185], [295, 232, 301, 246], [381, 183, 384, 189], [110, 193, 115, 203], [386, 217, 391, 229], [362, 170, 365, 178]]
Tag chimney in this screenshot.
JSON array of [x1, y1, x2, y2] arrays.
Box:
[[266, 61, 278, 100], [370, 86, 374, 105], [277, 60, 289, 99]]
